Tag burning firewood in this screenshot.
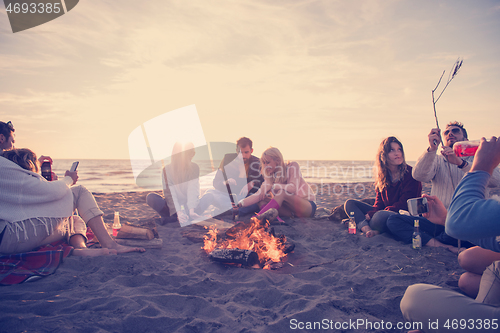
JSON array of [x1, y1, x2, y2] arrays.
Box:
[[202, 215, 294, 269], [209, 249, 259, 267]]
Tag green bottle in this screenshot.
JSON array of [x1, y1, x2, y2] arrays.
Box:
[[412, 219, 422, 250]]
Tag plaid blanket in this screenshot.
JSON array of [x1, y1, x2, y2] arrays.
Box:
[[0, 241, 73, 285]]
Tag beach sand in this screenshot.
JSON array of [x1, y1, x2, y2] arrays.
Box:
[[0, 182, 470, 333]]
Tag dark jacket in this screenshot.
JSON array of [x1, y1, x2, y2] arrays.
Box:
[[213, 155, 264, 196], [367, 166, 422, 218]]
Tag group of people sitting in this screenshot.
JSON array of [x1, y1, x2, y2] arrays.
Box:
[[0, 121, 145, 256], [344, 122, 500, 331], [141, 121, 500, 332], [401, 136, 500, 332], [1, 118, 499, 331], [343, 122, 499, 252], [145, 137, 318, 226]]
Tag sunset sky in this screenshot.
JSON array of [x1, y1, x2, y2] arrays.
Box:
[[1, 0, 499, 162]]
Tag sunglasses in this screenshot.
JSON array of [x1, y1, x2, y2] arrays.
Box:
[[443, 128, 461, 136], [262, 160, 271, 165], [6, 121, 14, 131]]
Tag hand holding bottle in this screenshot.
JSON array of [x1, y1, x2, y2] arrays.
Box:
[[471, 137, 500, 175]]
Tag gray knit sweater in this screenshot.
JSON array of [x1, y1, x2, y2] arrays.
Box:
[[412, 149, 500, 208], [0, 156, 73, 223]]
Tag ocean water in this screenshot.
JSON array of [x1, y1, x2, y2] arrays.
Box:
[[51, 159, 413, 194]]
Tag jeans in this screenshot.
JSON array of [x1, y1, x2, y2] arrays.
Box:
[[344, 199, 396, 233], [386, 214, 473, 247]]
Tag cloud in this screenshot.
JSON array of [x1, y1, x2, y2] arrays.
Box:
[[1, 0, 499, 160]]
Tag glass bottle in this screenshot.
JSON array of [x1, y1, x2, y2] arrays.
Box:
[[348, 211, 356, 234], [412, 219, 422, 250], [453, 140, 480, 157], [112, 211, 121, 237]]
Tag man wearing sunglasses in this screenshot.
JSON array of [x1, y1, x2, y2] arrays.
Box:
[[0, 121, 15, 155], [413, 121, 500, 209], [387, 121, 500, 251]]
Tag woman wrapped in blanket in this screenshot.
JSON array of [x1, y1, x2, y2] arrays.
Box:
[[0, 148, 144, 256], [344, 136, 422, 237], [236, 147, 316, 221]]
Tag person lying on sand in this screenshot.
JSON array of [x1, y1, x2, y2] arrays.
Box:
[[0, 148, 145, 256], [401, 137, 500, 333], [236, 147, 316, 220], [344, 136, 422, 238]]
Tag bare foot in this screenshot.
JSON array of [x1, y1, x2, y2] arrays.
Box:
[[426, 238, 460, 254], [72, 248, 118, 256], [361, 226, 379, 238], [366, 230, 379, 238], [446, 246, 461, 255]]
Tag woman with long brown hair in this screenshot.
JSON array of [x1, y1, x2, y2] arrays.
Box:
[[344, 136, 422, 237]]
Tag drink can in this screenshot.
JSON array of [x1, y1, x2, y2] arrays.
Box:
[[453, 140, 480, 157]]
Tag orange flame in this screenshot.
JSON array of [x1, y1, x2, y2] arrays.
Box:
[[202, 225, 219, 253], [202, 217, 288, 267]]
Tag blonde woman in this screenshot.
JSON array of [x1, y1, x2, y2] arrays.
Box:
[[237, 147, 316, 219]]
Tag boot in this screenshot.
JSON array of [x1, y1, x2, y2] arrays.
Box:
[[257, 199, 284, 223], [257, 199, 280, 215], [158, 206, 177, 225], [256, 208, 279, 224]]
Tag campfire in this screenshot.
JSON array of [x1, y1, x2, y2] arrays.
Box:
[[202, 212, 294, 269]]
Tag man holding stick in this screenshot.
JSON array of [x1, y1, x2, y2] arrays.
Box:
[[400, 136, 500, 332], [387, 121, 500, 251]]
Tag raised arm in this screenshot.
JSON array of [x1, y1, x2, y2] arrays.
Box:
[[487, 163, 500, 188], [412, 129, 443, 182], [412, 150, 439, 183], [446, 171, 500, 250], [446, 137, 500, 250]]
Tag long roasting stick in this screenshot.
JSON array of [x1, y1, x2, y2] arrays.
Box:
[[431, 58, 463, 148], [431, 58, 463, 253]]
